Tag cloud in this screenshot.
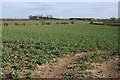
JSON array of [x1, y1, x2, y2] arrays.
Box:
[[1, 2, 118, 18]]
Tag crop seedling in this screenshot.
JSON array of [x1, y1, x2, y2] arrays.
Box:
[[9, 70, 20, 78], [2, 20, 118, 78], [66, 71, 77, 78]]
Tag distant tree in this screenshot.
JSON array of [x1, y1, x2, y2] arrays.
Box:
[[69, 18, 74, 20], [110, 17, 116, 21], [38, 15, 43, 19], [28, 15, 33, 20]]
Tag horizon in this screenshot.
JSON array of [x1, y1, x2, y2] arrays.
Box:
[[1, 2, 118, 19], [0, 15, 118, 19]]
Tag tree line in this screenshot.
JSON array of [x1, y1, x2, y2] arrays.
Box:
[[28, 15, 59, 20]]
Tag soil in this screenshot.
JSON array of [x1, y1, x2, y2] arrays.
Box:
[[27, 50, 119, 78], [31, 52, 87, 78], [3, 50, 119, 78]]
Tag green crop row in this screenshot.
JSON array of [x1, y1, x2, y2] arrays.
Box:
[[1, 20, 118, 78]]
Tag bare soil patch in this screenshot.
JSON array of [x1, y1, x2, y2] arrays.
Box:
[[3, 50, 118, 78]]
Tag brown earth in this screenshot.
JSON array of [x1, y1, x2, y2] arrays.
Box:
[[31, 52, 87, 78], [25, 50, 119, 78], [3, 50, 119, 78]]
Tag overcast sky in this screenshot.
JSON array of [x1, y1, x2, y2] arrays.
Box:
[[1, 2, 119, 19], [1, 0, 119, 2]]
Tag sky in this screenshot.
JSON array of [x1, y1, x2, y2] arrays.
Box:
[[118, 1, 120, 18], [0, 2, 119, 19], [1, 0, 120, 2]]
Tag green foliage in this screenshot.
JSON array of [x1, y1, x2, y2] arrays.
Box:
[[2, 20, 118, 77], [66, 71, 77, 77], [0, 72, 4, 79], [87, 52, 101, 62], [1, 61, 8, 68], [10, 70, 20, 78]]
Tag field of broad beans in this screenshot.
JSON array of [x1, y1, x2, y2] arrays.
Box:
[[1, 20, 118, 78]]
